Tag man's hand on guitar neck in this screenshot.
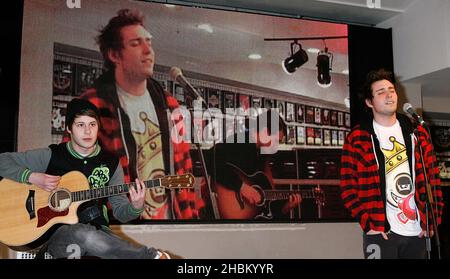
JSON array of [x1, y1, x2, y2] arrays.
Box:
[[129, 178, 146, 211], [281, 194, 302, 215], [240, 183, 262, 206], [28, 172, 61, 192]]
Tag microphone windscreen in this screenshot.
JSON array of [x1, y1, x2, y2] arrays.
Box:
[[169, 67, 182, 81], [402, 103, 412, 113]]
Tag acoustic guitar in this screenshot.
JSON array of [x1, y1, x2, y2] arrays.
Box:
[[0, 171, 194, 247], [216, 163, 325, 219]]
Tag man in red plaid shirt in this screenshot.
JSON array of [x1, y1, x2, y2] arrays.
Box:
[[340, 69, 444, 259], [64, 9, 203, 221]]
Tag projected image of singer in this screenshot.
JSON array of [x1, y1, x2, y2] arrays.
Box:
[[63, 9, 204, 220], [340, 69, 444, 259]]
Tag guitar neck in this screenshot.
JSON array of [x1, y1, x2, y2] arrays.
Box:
[[263, 189, 316, 201], [70, 179, 161, 202]]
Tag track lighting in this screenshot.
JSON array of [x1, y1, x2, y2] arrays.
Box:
[[317, 47, 333, 88], [282, 41, 308, 75]]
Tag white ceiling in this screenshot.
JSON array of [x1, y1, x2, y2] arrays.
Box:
[[166, 0, 417, 25]]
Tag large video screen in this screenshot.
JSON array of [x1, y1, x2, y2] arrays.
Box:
[[19, 0, 350, 222]]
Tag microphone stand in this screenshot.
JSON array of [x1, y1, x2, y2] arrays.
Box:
[[415, 125, 441, 259], [186, 95, 221, 220]]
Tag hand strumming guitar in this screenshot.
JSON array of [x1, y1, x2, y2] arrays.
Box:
[[240, 183, 262, 206], [28, 172, 61, 192]]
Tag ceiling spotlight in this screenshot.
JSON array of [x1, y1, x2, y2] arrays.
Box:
[[282, 41, 308, 75], [317, 47, 333, 88], [197, 23, 213, 33], [248, 53, 262, 60]]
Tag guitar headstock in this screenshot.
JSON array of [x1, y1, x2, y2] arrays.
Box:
[[160, 173, 195, 189]]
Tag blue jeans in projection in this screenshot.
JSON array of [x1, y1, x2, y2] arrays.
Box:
[[46, 223, 158, 259]]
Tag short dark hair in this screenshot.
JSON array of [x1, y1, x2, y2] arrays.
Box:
[[361, 68, 396, 102], [97, 9, 145, 71], [360, 69, 396, 115]]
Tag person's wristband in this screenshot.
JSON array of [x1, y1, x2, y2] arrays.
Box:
[[21, 169, 32, 184]]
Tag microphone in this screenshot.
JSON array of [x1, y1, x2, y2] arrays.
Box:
[[169, 67, 205, 104], [403, 103, 427, 127]]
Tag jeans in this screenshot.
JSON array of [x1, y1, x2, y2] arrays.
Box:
[[46, 223, 158, 259], [363, 231, 426, 259]]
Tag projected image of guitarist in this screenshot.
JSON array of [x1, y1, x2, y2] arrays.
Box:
[[211, 109, 302, 220], [0, 98, 177, 259]]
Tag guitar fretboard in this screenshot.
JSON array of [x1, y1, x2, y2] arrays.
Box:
[[70, 179, 161, 202], [264, 189, 317, 201]]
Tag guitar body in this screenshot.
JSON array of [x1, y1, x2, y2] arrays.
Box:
[[216, 183, 259, 219], [215, 163, 322, 220], [216, 164, 273, 219], [0, 171, 87, 247]]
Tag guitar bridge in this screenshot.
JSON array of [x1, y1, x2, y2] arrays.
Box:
[[26, 190, 36, 220]]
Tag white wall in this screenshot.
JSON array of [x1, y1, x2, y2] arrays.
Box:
[[396, 82, 422, 113], [378, 0, 450, 114], [18, 0, 55, 150], [112, 223, 363, 259], [378, 0, 450, 82], [423, 96, 450, 113], [2, 223, 363, 259]]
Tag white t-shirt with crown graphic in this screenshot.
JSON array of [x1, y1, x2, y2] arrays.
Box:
[[373, 120, 421, 236]]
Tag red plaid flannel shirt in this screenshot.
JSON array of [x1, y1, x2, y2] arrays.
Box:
[[340, 115, 444, 233]]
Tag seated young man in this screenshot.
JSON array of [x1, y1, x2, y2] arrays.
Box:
[[0, 98, 171, 259]]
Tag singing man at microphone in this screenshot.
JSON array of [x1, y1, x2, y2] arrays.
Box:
[[340, 69, 444, 259], [63, 9, 204, 220]]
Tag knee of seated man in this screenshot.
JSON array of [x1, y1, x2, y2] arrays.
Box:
[[71, 224, 111, 254]]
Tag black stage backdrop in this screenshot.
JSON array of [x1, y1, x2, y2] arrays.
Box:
[[0, 0, 23, 153], [348, 24, 394, 128]]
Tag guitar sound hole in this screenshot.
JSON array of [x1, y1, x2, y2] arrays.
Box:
[[49, 189, 72, 212]]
